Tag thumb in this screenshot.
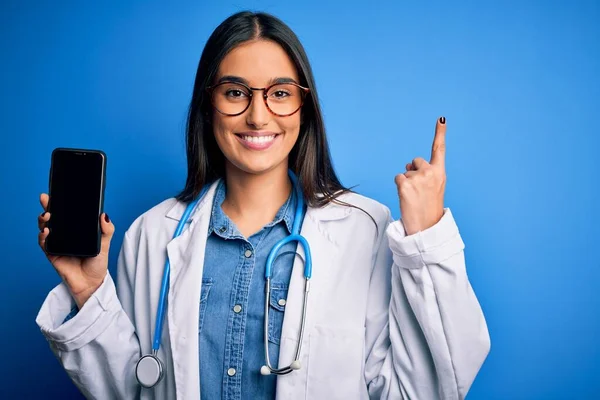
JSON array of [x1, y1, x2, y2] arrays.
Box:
[[99, 213, 115, 255]]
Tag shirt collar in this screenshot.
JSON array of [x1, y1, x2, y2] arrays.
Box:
[[208, 179, 297, 239]]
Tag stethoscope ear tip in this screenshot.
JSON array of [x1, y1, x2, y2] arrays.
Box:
[[290, 360, 301, 370], [260, 366, 272, 376]]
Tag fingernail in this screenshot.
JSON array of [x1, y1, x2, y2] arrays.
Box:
[[104, 214, 110, 223], [41, 212, 46, 218], [439, 116, 446, 124]]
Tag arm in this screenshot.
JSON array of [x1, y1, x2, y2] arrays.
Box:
[[35, 231, 142, 399], [364, 207, 490, 399]]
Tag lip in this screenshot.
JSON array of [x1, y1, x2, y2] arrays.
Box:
[[235, 132, 281, 151]]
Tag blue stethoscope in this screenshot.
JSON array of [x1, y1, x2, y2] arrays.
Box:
[[135, 170, 312, 388]]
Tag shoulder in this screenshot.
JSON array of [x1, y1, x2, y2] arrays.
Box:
[[311, 191, 393, 239], [123, 197, 181, 242], [122, 179, 219, 244], [323, 191, 392, 224], [337, 191, 392, 223], [309, 192, 394, 268]]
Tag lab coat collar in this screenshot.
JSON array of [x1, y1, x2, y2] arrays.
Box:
[[164, 179, 355, 223], [164, 180, 221, 223]]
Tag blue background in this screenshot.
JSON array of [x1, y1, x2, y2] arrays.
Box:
[[1, 1, 598, 399]]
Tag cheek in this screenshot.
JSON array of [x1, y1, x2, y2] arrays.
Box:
[[211, 113, 238, 149], [280, 115, 301, 143], [212, 111, 228, 135]]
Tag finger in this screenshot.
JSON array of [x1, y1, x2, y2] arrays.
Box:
[[38, 211, 51, 231], [38, 227, 49, 253], [405, 163, 413, 171], [38, 228, 59, 264], [411, 157, 428, 170], [394, 173, 407, 186], [99, 213, 115, 256], [395, 171, 418, 191], [40, 193, 49, 212], [430, 116, 446, 167]]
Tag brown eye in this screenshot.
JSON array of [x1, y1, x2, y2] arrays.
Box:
[[267, 84, 299, 102], [225, 89, 246, 98], [215, 83, 250, 101], [271, 90, 291, 99]]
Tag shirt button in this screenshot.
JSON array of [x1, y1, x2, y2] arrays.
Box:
[[219, 226, 226, 233], [233, 304, 242, 313], [227, 368, 236, 376], [244, 249, 253, 258], [278, 299, 287, 307]]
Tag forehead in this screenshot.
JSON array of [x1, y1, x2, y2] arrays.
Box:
[[217, 39, 299, 85]]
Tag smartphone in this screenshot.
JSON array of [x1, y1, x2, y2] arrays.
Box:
[[45, 148, 107, 257]]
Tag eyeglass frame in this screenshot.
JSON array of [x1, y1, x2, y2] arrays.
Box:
[[205, 80, 311, 117]]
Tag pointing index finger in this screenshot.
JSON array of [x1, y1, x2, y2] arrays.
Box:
[[430, 116, 446, 167]]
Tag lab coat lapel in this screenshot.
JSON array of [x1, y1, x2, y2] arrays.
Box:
[[164, 180, 220, 399], [276, 204, 351, 398]]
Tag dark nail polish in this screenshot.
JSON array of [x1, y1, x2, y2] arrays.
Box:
[[104, 214, 110, 223], [41, 212, 46, 218], [440, 116, 446, 124]]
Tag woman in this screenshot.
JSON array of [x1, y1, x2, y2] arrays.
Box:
[[36, 11, 490, 400]]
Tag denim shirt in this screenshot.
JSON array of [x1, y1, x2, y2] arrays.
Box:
[[199, 179, 303, 399]]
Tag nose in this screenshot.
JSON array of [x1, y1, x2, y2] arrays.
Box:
[[245, 92, 270, 128]]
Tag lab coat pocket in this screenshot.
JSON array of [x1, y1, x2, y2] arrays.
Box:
[[198, 278, 213, 333], [268, 283, 289, 345], [307, 325, 367, 400]]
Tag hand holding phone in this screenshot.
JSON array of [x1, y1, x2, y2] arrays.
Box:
[[37, 148, 116, 309]]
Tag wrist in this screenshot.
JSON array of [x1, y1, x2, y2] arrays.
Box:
[[402, 208, 444, 236], [71, 281, 103, 309]]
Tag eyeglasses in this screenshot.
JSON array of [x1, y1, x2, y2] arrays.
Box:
[[206, 81, 310, 117]]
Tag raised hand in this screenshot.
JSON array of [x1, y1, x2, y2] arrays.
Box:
[[37, 193, 115, 309], [394, 117, 447, 236]]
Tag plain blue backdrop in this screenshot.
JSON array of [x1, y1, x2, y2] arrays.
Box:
[[1, 1, 598, 399]]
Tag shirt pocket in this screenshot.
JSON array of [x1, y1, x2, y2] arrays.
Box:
[[198, 278, 213, 334], [268, 283, 288, 345]]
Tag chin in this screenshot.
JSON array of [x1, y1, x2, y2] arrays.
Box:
[[228, 157, 289, 176]]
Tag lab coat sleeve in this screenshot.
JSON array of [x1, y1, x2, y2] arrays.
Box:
[[35, 231, 142, 400], [364, 207, 490, 400]]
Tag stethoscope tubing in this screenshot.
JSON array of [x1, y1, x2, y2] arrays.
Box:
[[138, 170, 310, 386], [152, 189, 207, 351]]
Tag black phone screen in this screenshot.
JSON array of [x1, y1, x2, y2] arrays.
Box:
[[46, 149, 106, 257]]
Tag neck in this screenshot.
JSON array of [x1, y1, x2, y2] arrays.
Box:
[[221, 163, 292, 236]]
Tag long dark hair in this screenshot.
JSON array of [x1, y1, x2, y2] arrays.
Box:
[[176, 11, 366, 216]]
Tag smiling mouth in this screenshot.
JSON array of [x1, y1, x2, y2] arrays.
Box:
[[234, 134, 280, 144]]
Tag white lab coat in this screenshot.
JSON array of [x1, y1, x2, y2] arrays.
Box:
[[36, 179, 490, 399]]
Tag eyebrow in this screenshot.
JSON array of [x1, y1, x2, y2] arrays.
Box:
[[216, 75, 299, 86]]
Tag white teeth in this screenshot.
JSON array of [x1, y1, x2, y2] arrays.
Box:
[[242, 135, 276, 144]]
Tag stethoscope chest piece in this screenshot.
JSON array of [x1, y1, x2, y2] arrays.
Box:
[[136, 354, 164, 388]]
